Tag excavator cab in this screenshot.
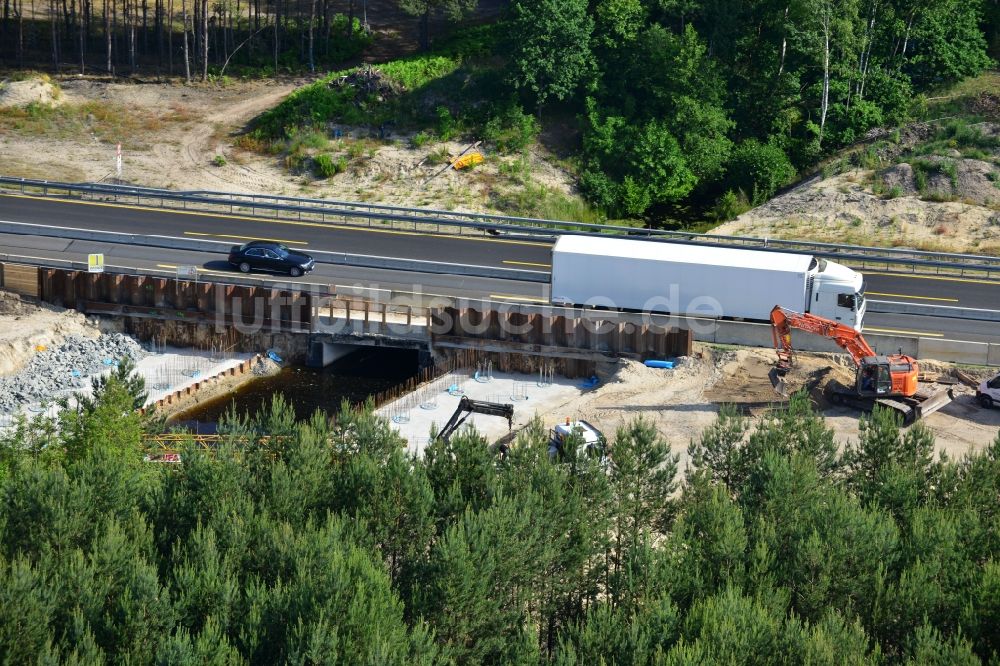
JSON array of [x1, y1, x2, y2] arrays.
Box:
[[856, 357, 894, 397]]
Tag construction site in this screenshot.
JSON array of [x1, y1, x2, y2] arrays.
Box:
[[3, 282, 998, 461]]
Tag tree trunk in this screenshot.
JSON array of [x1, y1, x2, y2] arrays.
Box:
[[105, 0, 111, 72], [51, 0, 60, 71], [16, 0, 24, 66], [307, 0, 315, 72], [777, 4, 789, 78], [200, 0, 207, 80], [858, 2, 878, 101], [901, 10, 914, 60], [272, 0, 279, 73], [133, 0, 139, 71], [182, 0, 190, 82], [77, 0, 85, 71], [156, 0, 162, 65], [819, 24, 830, 145], [419, 7, 429, 51], [2, 0, 9, 62], [346, 0, 354, 39], [167, 0, 172, 73]]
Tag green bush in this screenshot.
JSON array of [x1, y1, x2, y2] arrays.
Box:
[[313, 153, 336, 178], [483, 105, 539, 154], [711, 189, 751, 222], [313, 153, 348, 178], [436, 106, 456, 141], [410, 131, 432, 148], [211, 155, 227, 167], [727, 139, 797, 204]]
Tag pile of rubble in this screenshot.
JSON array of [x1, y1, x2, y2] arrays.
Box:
[[0, 333, 146, 414], [332, 65, 400, 100]]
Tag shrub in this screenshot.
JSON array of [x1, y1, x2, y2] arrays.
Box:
[[313, 154, 348, 178], [428, 146, 452, 165], [411, 131, 432, 148], [313, 153, 336, 178], [727, 139, 797, 204], [211, 155, 227, 167], [436, 106, 456, 141], [711, 190, 751, 222], [483, 105, 539, 154]]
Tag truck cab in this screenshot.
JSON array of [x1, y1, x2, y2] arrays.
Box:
[[978, 374, 1000, 409], [549, 420, 605, 460], [809, 259, 866, 330]]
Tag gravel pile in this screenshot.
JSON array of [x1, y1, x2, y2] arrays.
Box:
[[0, 333, 146, 414]]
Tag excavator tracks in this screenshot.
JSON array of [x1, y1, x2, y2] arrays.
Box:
[[827, 381, 954, 425]]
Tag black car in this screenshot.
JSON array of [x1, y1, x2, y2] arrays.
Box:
[[228, 241, 316, 277]]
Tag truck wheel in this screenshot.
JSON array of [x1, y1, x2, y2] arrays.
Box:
[[980, 394, 994, 409], [238, 262, 251, 273]]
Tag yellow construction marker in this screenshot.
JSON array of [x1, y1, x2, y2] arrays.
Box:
[[865, 291, 958, 302], [502, 260, 552, 268], [864, 326, 944, 338], [184, 231, 309, 245], [0, 192, 550, 248]]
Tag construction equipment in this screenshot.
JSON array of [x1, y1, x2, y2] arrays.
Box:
[[770, 305, 953, 424], [437, 396, 514, 443], [977, 373, 1000, 409], [549, 418, 605, 460]]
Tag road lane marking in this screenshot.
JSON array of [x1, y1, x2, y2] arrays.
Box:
[[863, 270, 1000, 286], [488, 294, 548, 303], [866, 291, 958, 302], [503, 259, 552, 268], [184, 231, 308, 245], [155, 263, 316, 284], [864, 326, 944, 337], [0, 192, 550, 248]]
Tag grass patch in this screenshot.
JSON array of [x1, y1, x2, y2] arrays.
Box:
[[410, 131, 432, 148], [247, 23, 501, 147], [0, 100, 164, 149], [912, 118, 1000, 159], [427, 146, 453, 165], [492, 184, 608, 225], [312, 153, 348, 178]]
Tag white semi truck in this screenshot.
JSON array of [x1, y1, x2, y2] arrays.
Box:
[[550, 235, 866, 330]]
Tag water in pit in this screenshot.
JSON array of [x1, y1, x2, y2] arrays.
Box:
[[171, 347, 419, 432]]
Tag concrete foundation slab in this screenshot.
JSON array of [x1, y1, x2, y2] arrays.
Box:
[[377, 370, 588, 457]]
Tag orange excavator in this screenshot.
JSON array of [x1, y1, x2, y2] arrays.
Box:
[[770, 305, 953, 424]]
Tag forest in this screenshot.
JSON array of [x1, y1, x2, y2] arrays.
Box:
[[1, 1, 997, 219], [243, 0, 999, 220], [1, 360, 999, 663]]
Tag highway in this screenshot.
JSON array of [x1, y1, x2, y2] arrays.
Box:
[[1, 192, 999, 343]]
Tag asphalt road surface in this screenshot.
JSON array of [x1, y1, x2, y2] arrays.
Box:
[[2, 192, 998, 343]]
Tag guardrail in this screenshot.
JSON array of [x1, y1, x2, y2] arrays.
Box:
[[3, 176, 1000, 280]]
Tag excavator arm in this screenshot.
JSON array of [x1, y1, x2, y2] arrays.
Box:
[[770, 305, 876, 369], [437, 396, 515, 443]]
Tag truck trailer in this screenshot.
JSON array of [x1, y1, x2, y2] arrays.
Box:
[[550, 236, 866, 329]]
